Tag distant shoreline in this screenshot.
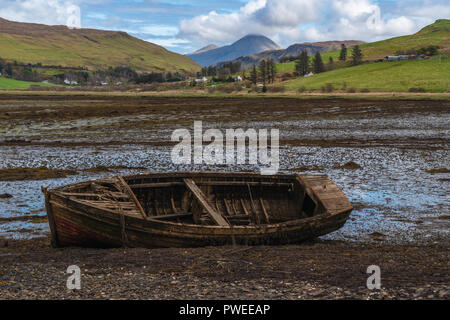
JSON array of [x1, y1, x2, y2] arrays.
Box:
[[1, 90, 450, 101]]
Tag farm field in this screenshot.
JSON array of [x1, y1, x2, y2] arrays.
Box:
[[284, 58, 450, 93], [0, 76, 51, 90]]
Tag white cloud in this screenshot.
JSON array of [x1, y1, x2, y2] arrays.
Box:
[[0, 0, 82, 27], [301, 0, 417, 42], [333, 0, 378, 20], [179, 0, 449, 48], [178, 0, 323, 47], [255, 0, 321, 27]]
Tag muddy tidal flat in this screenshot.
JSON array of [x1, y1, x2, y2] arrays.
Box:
[[0, 95, 449, 299]]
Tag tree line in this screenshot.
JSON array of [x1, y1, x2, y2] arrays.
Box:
[[249, 58, 276, 87], [199, 61, 242, 81], [294, 44, 363, 76], [0, 60, 188, 85]]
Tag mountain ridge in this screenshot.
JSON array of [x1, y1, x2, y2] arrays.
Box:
[[215, 40, 365, 69], [0, 17, 201, 73]]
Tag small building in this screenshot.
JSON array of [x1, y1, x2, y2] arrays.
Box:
[[64, 79, 78, 85], [195, 77, 208, 83], [386, 55, 410, 61], [385, 54, 429, 61]]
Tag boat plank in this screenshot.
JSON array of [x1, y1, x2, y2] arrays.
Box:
[[183, 178, 229, 226], [117, 175, 147, 219]]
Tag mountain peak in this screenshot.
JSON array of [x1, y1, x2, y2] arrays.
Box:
[[234, 34, 280, 48], [240, 34, 267, 39], [187, 34, 280, 67]]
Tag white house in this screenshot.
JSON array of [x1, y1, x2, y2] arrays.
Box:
[[195, 77, 208, 83], [64, 79, 78, 85]]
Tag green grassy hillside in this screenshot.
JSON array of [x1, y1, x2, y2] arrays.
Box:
[[284, 58, 449, 93], [360, 19, 450, 59], [0, 18, 200, 74], [275, 19, 450, 73], [0, 76, 52, 90]]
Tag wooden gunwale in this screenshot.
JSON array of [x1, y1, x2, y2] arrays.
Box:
[[51, 189, 349, 235], [128, 181, 293, 188]]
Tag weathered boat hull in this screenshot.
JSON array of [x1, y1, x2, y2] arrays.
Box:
[[43, 172, 353, 248]]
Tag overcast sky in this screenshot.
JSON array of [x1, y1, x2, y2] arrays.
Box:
[[0, 0, 449, 53]]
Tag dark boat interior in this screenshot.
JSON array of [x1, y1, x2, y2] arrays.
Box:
[[57, 173, 320, 226]]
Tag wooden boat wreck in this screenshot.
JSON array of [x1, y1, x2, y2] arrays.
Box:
[[42, 172, 353, 248]]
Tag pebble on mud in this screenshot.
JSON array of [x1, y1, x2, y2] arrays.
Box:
[[0, 238, 8, 247], [425, 168, 450, 174], [288, 166, 323, 172], [369, 232, 386, 238], [334, 161, 362, 170]]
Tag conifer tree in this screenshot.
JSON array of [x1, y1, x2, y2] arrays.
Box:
[[295, 50, 309, 76], [339, 44, 347, 61], [259, 60, 267, 84], [313, 52, 325, 74], [250, 65, 257, 85], [351, 45, 363, 66]]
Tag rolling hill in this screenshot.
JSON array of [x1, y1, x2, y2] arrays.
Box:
[[283, 56, 449, 93], [187, 35, 281, 67], [354, 19, 450, 59], [0, 17, 201, 74]]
